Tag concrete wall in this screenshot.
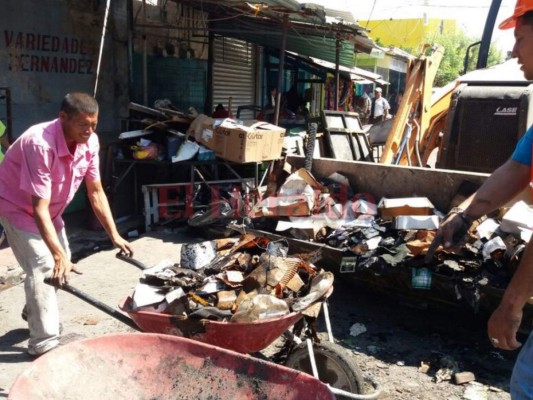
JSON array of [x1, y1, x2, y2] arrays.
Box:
[[0, 0, 130, 142]]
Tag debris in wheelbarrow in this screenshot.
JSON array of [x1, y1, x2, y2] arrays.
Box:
[[125, 233, 332, 325], [118, 234, 332, 350], [9, 333, 336, 400]]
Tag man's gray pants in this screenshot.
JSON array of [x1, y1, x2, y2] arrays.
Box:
[[0, 216, 70, 355]]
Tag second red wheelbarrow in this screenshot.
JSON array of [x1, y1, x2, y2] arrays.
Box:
[[9, 332, 336, 400], [118, 297, 382, 399]]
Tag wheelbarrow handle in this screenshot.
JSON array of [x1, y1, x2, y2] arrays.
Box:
[[45, 278, 139, 331], [116, 251, 148, 270]]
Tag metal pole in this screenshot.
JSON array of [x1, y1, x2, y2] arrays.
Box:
[[464, 41, 481, 74], [477, 0, 502, 70], [205, 31, 215, 115], [93, 0, 112, 98], [46, 279, 139, 330], [142, 0, 148, 105], [334, 36, 341, 110], [274, 14, 289, 126], [127, 0, 134, 101]]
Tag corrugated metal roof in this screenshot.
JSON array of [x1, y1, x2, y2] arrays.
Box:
[[385, 47, 415, 61], [211, 17, 357, 67], [208, 0, 303, 13], [324, 7, 357, 25], [182, 0, 325, 23], [181, 0, 378, 57], [286, 51, 389, 84]]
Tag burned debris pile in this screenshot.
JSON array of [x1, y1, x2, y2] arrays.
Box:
[[239, 166, 528, 312], [130, 234, 333, 323]]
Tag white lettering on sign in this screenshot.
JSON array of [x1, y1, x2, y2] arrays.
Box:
[[494, 106, 518, 116]]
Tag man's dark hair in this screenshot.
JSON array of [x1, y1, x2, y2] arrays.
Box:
[[60, 92, 98, 116], [522, 11, 533, 26]]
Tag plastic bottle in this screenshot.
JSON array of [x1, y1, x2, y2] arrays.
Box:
[[231, 294, 289, 323]]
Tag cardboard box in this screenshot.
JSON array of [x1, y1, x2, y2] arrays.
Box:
[[249, 195, 312, 218], [378, 197, 434, 220], [188, 114, 215, 142], [275, 217, 326, 240], [393, 215, 439, 230], [199, 119, 286, 163], [500, 200, 533, 235]]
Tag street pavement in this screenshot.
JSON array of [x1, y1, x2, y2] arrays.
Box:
[[0, 229, 196, 398]]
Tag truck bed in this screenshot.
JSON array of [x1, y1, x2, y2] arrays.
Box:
[[258, 156, 533, 330]]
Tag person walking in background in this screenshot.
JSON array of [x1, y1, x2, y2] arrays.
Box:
[[0, 92, 133, 357], [355, 89, 372, 124], [369, 87, 390, 123], [427, 2, 533, 397]]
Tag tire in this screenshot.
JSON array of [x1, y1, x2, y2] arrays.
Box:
[[285, 340, 365, 396]]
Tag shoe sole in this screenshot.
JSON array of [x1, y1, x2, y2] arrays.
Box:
[[28, 333, 86, 358]]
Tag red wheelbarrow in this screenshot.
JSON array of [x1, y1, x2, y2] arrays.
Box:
[[8, 332, 335, 400], [119, 296, 303, 354], [118, 299, 381, 399]]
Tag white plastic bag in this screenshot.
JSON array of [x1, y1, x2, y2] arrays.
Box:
[[172, 140, 199, 162], [180, 241, 217, 270]]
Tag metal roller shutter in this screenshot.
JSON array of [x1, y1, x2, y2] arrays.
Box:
[[213, 36, 257, 120]]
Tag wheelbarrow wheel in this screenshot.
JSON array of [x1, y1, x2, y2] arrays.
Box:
[[285, 340, 365, 396]]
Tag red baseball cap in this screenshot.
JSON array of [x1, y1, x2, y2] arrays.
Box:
[[499, 0, 533, 29]]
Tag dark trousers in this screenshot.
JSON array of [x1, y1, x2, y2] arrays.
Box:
[[369, 115, 385, 124]]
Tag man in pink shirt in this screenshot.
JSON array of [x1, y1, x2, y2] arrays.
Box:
[[0, 92, 133, 356]]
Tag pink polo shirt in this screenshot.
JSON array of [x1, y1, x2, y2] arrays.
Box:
[[0, 118, 100, 233]]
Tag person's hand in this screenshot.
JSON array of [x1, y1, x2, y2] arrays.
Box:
[[487, 304, 523, 350], [51, 252, 82, 286], [112, 235, 134, 257], [424, 211, 471, 263]]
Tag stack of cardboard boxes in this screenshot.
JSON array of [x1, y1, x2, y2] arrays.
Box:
[[190, 116, 286, 163]]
